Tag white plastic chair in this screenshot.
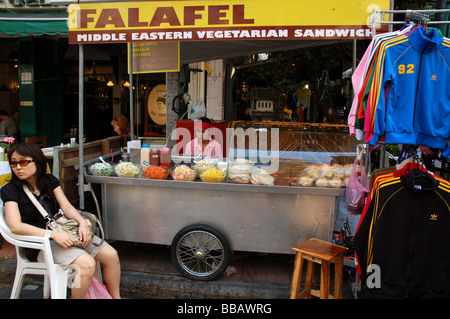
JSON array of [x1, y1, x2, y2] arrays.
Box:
[[0, 203, 72, 299]]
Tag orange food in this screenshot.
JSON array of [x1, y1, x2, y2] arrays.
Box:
[[143, 165, 169, 180]]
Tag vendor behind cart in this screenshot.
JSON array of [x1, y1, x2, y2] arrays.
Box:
[[185, 117, 223, 159]]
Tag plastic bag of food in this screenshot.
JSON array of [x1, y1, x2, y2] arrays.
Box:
[[88, 162, 114, 176], [114, 162, 140, 178], [171, 165, 196, 181], [303, 164, 322, 178], [329, 178, 344, 188], [315, 177, 329, 187], [228, 172, 250, 184], [228, 163, 253, 184], [297, 174, 315, 187], [318, 164, 334, 178], [331, 164, 345, 178], [143, 165, 169, 180], [249, 167, 274, 185], [200, 167, 226, 183]]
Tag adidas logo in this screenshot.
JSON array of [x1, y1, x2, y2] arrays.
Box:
[[431, 74, 438, 81], [430, 214, 438, 221]]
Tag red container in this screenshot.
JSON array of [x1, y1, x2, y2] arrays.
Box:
[[150, 148, 160, 166]]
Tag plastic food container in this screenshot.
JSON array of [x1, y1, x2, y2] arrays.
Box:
[[171, 165, 196, 181], [88, 162, 114, 176], [160, 147, 171, 168], [200, 168, 226, 183], [114, 162, 141, 178], [143, 165, 169, 180], [193, 158, 217, 178]]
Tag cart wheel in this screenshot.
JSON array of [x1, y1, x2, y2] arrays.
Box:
[[170, 224, 231, 281]]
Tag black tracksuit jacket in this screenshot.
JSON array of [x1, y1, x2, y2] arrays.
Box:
[[354, 169, 450, 298]]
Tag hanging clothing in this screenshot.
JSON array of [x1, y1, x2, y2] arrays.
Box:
[[354, 162, 450, 298], [348, 24, 415, 138], [349, 25, 450, 158], [357, 28, 420, 143], [351, 19, 450, 298], [369, 27, 450, 153]]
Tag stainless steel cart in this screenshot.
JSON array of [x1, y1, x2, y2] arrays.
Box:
[[85, 174, 344, 280]]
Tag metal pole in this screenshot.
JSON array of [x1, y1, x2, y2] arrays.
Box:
[[136, 74, 139, 138], [128, 43, 134, 138], [78, 44, 85, 209]]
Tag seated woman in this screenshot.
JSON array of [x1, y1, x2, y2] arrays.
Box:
[[0, 143, 121, 299], [184, 117, 223, 159], [111, 115, 131, 137]]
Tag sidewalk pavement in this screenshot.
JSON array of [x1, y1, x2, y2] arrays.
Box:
[[0, 240, 357, 299]]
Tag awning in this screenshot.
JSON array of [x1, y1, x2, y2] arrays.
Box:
[[0, 13, 68, 36]]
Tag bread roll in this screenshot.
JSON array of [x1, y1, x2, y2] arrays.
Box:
[[298, 174, 314, 187], [315, 177, 329, 187]]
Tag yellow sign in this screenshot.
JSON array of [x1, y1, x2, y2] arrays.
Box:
[[68, 0, 390, 44]]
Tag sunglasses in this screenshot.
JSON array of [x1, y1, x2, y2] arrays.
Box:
[[10, 159, 35, 168]]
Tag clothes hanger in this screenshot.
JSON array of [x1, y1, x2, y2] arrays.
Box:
[[406, 147, 438, 191], [405, 12, 430, 34], [410, 147, 426, 175]]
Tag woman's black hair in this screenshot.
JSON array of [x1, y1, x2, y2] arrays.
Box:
[[8, 143, 52, 194], [199, 117, 211, 124]]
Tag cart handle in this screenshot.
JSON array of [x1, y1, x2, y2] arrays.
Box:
[[74, 150, 122, 170]]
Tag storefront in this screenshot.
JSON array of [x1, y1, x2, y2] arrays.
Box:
[[0, 11, 124, 146], [67, 0, 390, 281], [67, 0, 389, 136], [0, 13, 68, 146]]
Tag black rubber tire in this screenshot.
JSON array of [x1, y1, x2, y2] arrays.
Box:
[[170, 224, 231, 281]]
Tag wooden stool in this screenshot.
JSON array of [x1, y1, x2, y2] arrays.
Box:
[[290, 238, 348, 299]]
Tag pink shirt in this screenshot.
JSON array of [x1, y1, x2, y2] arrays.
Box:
[[185, 138, 223, 159]]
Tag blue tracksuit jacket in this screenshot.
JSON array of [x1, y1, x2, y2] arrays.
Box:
[[369, 26, 450, 157]]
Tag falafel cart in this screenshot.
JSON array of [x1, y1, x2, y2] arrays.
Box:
[[84, 122, 357, 280], [68, 0, 386, 279]]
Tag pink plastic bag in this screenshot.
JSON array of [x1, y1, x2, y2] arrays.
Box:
[[345, 157, 370, 215], [85, 277, 113, 299]]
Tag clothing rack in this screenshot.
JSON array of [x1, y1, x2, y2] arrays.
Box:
[[371, 8, 450, 35], [405, 12, 430, 26], [351, 10, 450, 298]]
